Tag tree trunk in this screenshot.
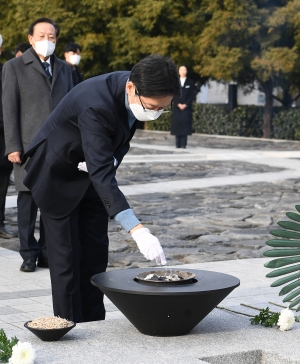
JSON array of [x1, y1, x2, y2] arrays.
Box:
[[262, 80, 273, 139]]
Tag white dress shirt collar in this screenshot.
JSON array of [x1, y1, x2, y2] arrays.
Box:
[[39, 57, 52, 76]]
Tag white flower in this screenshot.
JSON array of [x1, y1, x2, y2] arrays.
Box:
[[277, 308, 295, 331], [9, 342, 36, 364]]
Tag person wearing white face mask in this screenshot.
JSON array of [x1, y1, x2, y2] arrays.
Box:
[[64, 42, 84, 86], [21, 54, 181, 323], [2, 17, 73, 273]]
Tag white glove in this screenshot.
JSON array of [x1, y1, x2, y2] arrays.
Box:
[[78, 162, 88, 172], [132, 228, 167, 265], [78, 158, 118, 173]]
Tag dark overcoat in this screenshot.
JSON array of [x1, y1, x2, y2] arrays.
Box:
[[0, 62, 3, 133], [0, 62, 11, 170], [22, 71, 137, 219], [170, 77, 196, 136], [71, 65, 84, 86], [2, 47, 73, 190]]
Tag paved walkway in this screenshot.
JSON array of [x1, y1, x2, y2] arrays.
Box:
[[1, 131, 300, 362], [0, 246, 290, 335], [2, 247, 299, 364], [5, 134, 300, 206]]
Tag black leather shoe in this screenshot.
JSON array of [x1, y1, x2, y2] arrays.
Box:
[[37, 255, 49, 268], [0, 225, 17, 239], [20, 257, 36, 272]]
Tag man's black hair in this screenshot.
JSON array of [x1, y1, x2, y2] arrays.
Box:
[[29, 18, 60, 37], [64, 42, 82, 53], [15, 43, 31, 55], [129, 54, 181, 98]]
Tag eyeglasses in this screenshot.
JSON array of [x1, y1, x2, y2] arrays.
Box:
[[135, 89, 147, 112], [135, 88, 172, 112]]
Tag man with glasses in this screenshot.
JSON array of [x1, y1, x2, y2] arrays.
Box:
[[22, 54, 181, 323]]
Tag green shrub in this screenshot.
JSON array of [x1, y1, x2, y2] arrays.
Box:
[[273, 108, 300, 140], [145, 103, 300, 140]]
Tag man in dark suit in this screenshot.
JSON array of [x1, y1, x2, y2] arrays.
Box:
[[2, 18, 73, 272], [64, 42, 84, 86], [14, 43, 31, 58], [22, 54, 181, 323], [0, 34, 16, 239]]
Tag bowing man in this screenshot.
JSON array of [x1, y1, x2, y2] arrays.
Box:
[[21, 54, 181, 323]]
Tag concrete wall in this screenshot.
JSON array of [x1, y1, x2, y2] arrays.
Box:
[[196, 80, 282, 106]]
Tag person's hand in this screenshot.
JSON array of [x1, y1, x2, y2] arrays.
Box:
[[8, 151, 21, 163], [178, 103, 187, 110], [131, 228, 167, 265], [78, 162, 88, 172]]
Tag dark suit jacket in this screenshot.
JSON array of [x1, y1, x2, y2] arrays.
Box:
[[22, 71, 137, 219], [171, 77, 196, 136], [71, 65, 84, 86], [0, 61, 11, 169], [0, 62, 3, 134], [2, 47, 73, 190]]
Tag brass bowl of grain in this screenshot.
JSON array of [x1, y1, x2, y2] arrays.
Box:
[[24, 316, 76, 341]]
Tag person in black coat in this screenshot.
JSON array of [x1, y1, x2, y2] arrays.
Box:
[[64, 42, 84, 86], [170, 65, 196, 148], [14, 43, 31, 57], [0, 35, 16, 239], [22, 55, 181, 323]]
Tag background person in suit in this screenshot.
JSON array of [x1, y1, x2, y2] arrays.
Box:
[[0, 34, 16, 239], [2, 17, 73, 272], [22, 54, 181, 323], [15, 43, 31, 57], [171, 65, 196, 148], [64, 42, 84, 86]]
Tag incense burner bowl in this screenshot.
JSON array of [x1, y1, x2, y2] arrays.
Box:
[[91, 268, 240, 336]]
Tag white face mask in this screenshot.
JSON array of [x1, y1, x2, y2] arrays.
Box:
[[129, 103, 164, 121], [34, 40, 56, 57], [128, 87, 168, 121], [69, 54, 81, 65]]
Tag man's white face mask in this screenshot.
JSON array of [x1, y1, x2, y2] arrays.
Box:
[[128, 88, 167, 121], [34, 40, 56, 57], [69, 54, 81, 65]]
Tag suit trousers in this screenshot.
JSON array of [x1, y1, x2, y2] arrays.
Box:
[[0, 167, 12, 224], [17, 191, 46, 259], [41, 183, 108, 323], [0, 134, 13, 225], [176, 135, 187, 148], [0, 166, 13, 225]]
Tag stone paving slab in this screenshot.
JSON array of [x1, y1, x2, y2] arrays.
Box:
[[116, 160, 283, 185], [2, 300, 300, 364], [1, 250, 299, 363], [1, 131, 300, 362], [3, 178, 300, 269], [128, 146, 177, 154], [133, 130, 300, 150]]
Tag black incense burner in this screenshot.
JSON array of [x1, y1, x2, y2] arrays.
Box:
[[91, 268, 240, 337]]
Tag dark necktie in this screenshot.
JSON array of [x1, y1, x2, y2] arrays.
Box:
[[42, 62, 52, 83]]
